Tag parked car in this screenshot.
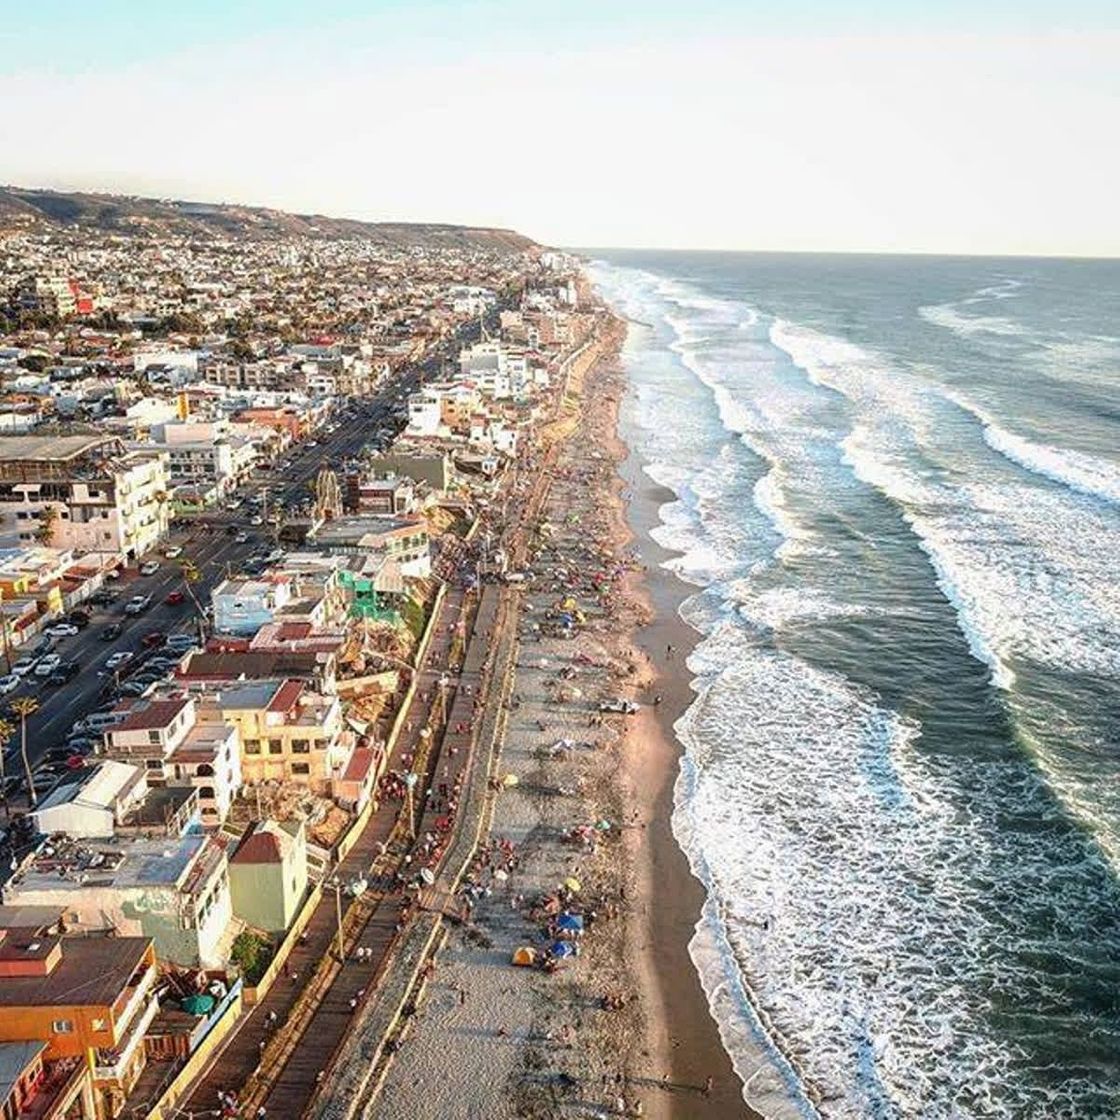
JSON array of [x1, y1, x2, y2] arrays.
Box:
[[44, 623, 79, 638], [28, 636, 54, 656], [124, 595, 152, 615], [118, 681, 150, 697], [164, 546, 184, 558], [10, 657, 37, 678], [67, 610, 92, 628], [598, 698, 640, 715], [234, 531, 249, 544], [100, 622, 124, 641], [0, 675, 20, 694], [48, 660, 81, 685], [139, 561, 161, 576], [165, 590, 185, 605], [249, 515, 263, 526], [34, 654, 61, 677], [105, 651, 134, 670], [141, 631, 166, 649], [165, 634, 197, 652], [89, 589, 118, 607]]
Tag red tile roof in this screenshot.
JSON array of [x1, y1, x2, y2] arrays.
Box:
[[112, 698, 189, 733], [266, 679, 304, 714]]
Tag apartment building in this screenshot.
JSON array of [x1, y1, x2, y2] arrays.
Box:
[[0, 934, 157, 1119], [0, 435, 169, 561]]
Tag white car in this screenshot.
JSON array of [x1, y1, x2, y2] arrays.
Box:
[[124, 595, 152, 615], [34, 654, 61, 677], [0, 675, 20, 694], [11, 657, 37, 678], [44, 623, 79, 638], [234, 531, 249, 544], [164, 546, 183, 559], [249, 516, 263, 526], [140, 561, 161, 576], [105, 651, 134, 671]]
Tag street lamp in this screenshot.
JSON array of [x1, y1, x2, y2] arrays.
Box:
[[328, 876, 345, 962]]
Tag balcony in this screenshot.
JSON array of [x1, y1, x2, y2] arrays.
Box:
[[94, 991, 159, 1083]]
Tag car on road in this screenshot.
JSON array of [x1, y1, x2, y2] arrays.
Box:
[[249, 515, 263, 526], [164, 546, 184, 558], [48, 661, 81, 685], [139, 561, 161, 576], [141, 632, 166, 648], [105, 651, 134, 670], [44, 623, 79, 638], [11, 657, 37, 678], [100, 622, 123, 641], [165, 590, 185, 605], [124, 594, 152, 615], [234, 531, 249, 544], [34, 654, 62, 677], [0, 675, 20, 694]]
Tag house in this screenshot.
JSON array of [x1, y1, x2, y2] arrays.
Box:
[[2, 835, 232, 969], [228, 820, 308, 934], [307, 515, 430, 579], [30, 761, 148, 840], [192, 678, 350, 793], [211, 576, 293, 636], [0, 933, 157, 1117], [100, 696, 242, 827]]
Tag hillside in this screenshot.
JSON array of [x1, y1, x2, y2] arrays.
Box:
[[0, 185, 537, 253]]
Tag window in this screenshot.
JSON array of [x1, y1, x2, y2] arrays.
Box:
[[52, 1019, 74, 1034], [291, 762, 310, 776], [291, 739, 309, 753], [268, 739, 282, 754], [244, 740, 261, 755], [145, 759, 163, 771], [91, 1017, 107, 1032], [148, 730, 162, 744]]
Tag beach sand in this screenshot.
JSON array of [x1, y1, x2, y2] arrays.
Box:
[[372, 318, 754, 1119]]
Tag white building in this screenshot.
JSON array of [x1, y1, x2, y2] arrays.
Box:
[[0, 435, 169, 561]]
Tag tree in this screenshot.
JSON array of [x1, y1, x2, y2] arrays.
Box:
[[0, 718, 14, 818], [11, 698, 39, 807], [33, 505, 58, 547]]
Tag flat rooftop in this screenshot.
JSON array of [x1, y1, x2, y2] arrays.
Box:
[[0, 434, 111, 463], [0, 935, 151, 1008]]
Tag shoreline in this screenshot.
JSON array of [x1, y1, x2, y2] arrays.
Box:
[[367, 311, 756, 1119], [610, 339, 756, 1120]]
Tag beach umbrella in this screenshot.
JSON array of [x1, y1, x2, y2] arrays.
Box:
[[420, 868, 435, 885], [502, 773, 520, 787], [595, 820, 613, 832], [563, 877, 582, 893], [552, 941, 578, 958], [494, 869, 509, 882], [512, 947, 537, 966]]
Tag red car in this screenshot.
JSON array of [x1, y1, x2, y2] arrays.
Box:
[[165, 590, 185, 605], [141, 631, 166, 648]]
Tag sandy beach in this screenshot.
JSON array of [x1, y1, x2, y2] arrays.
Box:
[[372, 313, 754, 1120]]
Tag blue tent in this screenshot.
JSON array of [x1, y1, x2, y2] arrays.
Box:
[[551, 941, 578, 958], [556, 913, 584, 933]]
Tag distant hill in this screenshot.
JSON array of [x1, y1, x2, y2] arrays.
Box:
[[0, 185, 537, 252]]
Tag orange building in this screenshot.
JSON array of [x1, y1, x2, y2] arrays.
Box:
[[0, 932, 158, 1119]]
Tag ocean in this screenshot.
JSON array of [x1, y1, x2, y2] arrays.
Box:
[[588, 251, 1120, 1119]]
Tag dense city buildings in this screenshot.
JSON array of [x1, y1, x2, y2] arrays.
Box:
[[0, 191, 598, 1119]]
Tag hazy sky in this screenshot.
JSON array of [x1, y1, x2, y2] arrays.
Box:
[[1, 1, 1117, 254]]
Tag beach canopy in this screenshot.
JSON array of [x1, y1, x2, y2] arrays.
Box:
[[563, 877, 582, 893], [181, 994, 215, 1016], [501, 773, 520, 787], [552, 941, 578, 958], [556, 913, 584, 932], [512, 946, 537, 966], [420, 868, 435, 885]]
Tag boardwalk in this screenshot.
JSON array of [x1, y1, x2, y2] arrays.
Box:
[[183, 585, 475, 1114]]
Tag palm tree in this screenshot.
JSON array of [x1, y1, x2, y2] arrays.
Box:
[[33, 505, 58, 547], [0, 717, 14, 818], [11, 697, 39, 807]]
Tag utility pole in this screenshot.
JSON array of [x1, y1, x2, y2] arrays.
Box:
[[333, 879, 345, 962], [0, 587, 10, 674]]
